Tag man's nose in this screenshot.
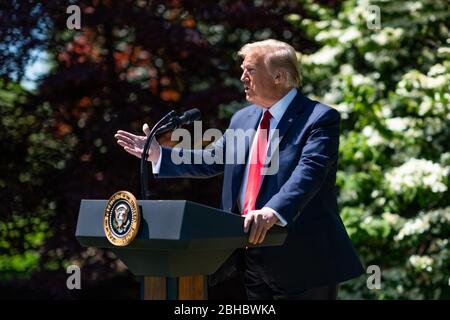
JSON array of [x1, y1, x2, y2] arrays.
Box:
[[240, 70, 248, 82]]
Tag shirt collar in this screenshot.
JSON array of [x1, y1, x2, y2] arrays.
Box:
[[264, 88, 297, 123]]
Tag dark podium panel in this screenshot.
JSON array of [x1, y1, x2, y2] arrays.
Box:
[[76, 200, 287, 278]]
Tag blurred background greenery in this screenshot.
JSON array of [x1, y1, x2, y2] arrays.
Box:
[[0, 0, 448, 299]]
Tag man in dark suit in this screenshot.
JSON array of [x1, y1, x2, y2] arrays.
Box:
[[115, 39, 364, 299]]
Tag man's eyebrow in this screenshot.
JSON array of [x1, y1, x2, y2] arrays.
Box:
[[241, 63, 256, 69]]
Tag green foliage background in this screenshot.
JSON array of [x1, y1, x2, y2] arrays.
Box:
[[287, 0, 449, 299], [0, 0, 449, 299]]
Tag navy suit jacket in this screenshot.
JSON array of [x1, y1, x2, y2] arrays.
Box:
[[156, 92, 364, 291]]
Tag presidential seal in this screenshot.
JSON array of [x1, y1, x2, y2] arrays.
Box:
[[103, 191, 140, 246]]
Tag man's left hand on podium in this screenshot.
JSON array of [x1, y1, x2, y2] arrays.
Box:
[[243, 208, 279, 245]]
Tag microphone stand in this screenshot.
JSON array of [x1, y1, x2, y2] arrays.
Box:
[[140, 110, 176, 200], [139, 110, 179, 300]]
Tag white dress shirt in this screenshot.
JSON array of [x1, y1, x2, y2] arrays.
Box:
[[236, 88, 297, 226], [152, 88, 298, 226]]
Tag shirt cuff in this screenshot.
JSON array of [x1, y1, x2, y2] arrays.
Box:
[[151, 145, 162, 174], [263, 206, 287, 227]]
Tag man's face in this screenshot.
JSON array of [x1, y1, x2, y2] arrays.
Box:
[[240, 52, 279, 108]]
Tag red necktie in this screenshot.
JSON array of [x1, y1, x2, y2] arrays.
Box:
[[242, 110, 272, 215]]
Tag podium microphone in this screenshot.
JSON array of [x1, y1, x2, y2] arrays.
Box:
[[140, 108, 201, 199], [155, 108, 201, 136]]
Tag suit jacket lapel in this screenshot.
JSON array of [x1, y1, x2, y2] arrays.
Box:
[[229, 93, 307, 211], [259, 92, 305, 189]]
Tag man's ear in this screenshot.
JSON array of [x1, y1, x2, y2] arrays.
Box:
[[273, 70, 285, 84]]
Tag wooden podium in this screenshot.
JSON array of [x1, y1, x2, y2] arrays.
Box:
[[75, 199, 287, 299]]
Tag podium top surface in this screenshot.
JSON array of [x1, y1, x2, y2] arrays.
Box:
[[76, 199, 287, 251]]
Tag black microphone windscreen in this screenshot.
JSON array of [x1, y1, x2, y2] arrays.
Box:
[[183, 108, 201, 122]]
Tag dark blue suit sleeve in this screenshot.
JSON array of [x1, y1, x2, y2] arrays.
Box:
[[155, 135, 225, 178], [264, 107, 341, 225]]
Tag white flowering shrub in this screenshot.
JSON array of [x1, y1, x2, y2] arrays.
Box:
[[288, 0, 450, 299], [385, 158, 449, 208]]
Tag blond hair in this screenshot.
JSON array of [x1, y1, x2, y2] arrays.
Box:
[[238, 39, 300, 88]]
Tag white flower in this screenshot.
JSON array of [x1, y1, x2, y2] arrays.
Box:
[[340, 64, 354, 75], [428, 64, 446, 76], [306, 46, 343, 65], [395, 217, 430, 240], [437, 47, 450, 57], [315, 20, 330, 29], [362, 126, 385, 146], [406, 1, 423, 12], [381, 105, 393, 118], [409, 255, 434, 272], [352, 74, 374, 87], [371, 189, 381, 198], [347, 5, 365, 25], [397, 69, 449, 94], [339, 27, 361, 43], [372, 33, 389, 46], [382, 212, 402, 226], [315, 29, 342, 42], [422, 75, 447, 89], [385, 117, 409, 131], [371, 27, 404, 46], [323, 90, 342, 104], [386, 158, 449, 193], [335, 102, 352, 119], [418, 96, 433, 116], [385, 117, 422, 138]]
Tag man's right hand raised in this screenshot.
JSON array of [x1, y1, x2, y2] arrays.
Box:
[[114, 123, 161, 163]]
